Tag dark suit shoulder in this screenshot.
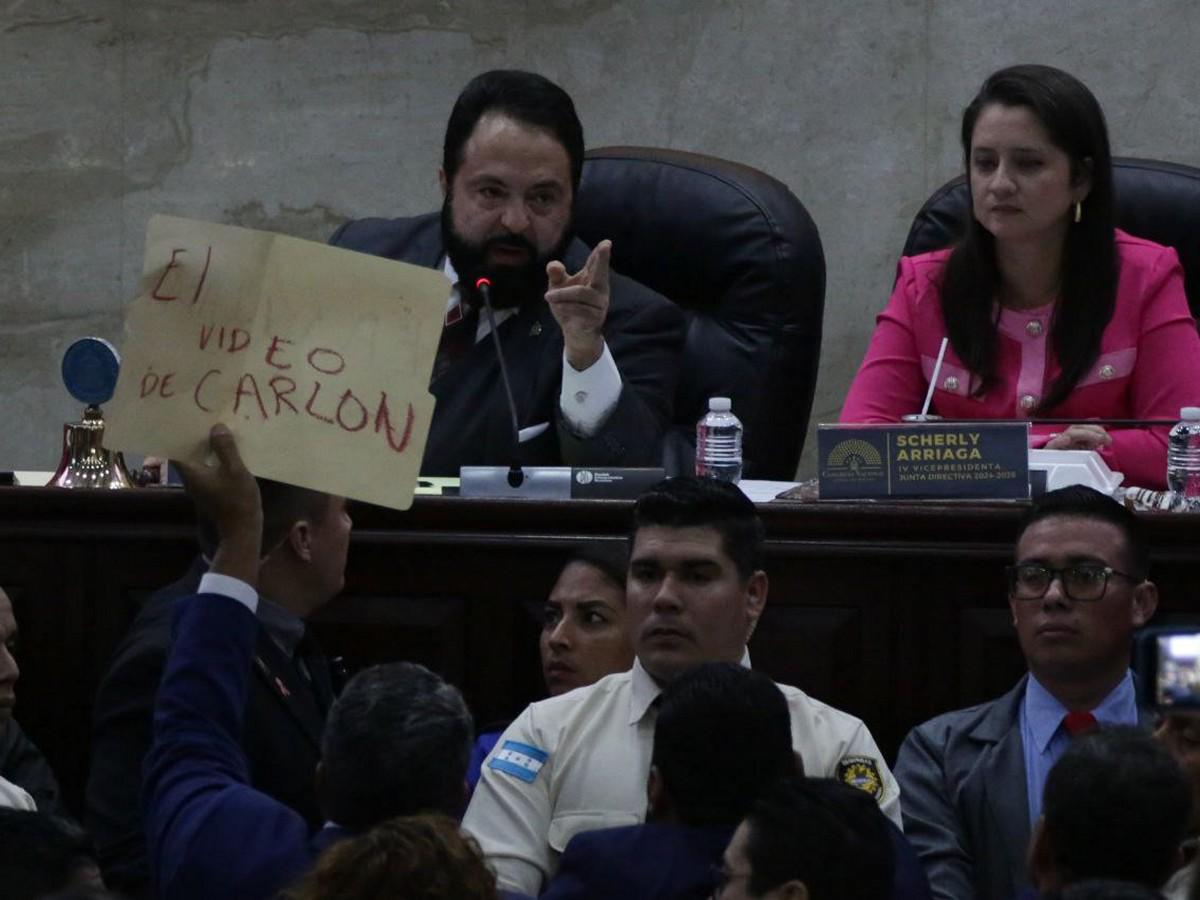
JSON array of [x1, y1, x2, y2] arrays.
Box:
[[908, 699, 1003, 742], [562, 823, 642, 853], [905, 679, 1027, 749], [328, 213, 441, 263], [564, 822, 731, 863], [94, 596, 173, 702], [97, 558, 204, 693], [0, 719, 62, 815]]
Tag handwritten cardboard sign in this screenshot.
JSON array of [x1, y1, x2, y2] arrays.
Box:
[[106, 215, 450, 511]]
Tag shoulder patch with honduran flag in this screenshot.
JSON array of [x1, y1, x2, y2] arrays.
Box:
[[488, 740, 549, 783]]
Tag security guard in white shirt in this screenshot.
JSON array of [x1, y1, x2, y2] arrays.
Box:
[[462, 477, 901, 896]]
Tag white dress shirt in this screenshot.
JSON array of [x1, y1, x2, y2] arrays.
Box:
[[462, 655, 902, 895]]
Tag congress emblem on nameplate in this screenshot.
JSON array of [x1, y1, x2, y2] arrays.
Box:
[[836, 755, 883, 800], [825, 439, 884, 476]]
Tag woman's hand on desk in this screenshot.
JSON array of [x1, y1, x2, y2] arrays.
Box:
[[1043, 424, 1113, 451]]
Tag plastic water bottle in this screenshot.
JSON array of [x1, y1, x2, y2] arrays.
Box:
[[1167, 406, 1200, 508], [696, 397, 743, 483]]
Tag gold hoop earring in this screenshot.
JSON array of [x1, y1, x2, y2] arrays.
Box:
[[1074, 201, 1082, 223]]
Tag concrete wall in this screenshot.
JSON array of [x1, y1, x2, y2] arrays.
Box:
[[4, 0, 1199, 476]]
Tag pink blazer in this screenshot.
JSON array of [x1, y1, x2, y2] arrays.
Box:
[[840, 231, 1200, 489]]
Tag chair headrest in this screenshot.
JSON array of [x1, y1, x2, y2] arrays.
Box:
[[574, 147, 826, 479], [903, 156, 1200, 317], [577, 146, 824, 326]]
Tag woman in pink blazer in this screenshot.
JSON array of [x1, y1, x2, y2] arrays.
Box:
[[841, 65, 1200, 490]]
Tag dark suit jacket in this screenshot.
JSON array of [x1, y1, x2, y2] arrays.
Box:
[[86, 559, 333, 896], [540, 819, 929, 900], [329, 214, 686, 475], [144, 591, 349, 900], [0, 718, 62, 815], [895, 675, 1153, 900], [540, 822, 733, 900]]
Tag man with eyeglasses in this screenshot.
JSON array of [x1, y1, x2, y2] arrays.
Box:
[[895, 485, 1159, 900]]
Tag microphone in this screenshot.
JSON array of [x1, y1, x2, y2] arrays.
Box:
[[474, 277, 525, 488], [456, 276, 665, 500]]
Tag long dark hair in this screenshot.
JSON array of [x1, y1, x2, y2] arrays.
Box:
[[940, 64, 1117, 411]]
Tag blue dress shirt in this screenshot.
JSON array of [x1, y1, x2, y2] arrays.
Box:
[[1019, 669, 1137, 824]]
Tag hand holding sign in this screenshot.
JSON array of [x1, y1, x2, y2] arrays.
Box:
[[174, 424, 262, 585], [106, 216, 451, 511]]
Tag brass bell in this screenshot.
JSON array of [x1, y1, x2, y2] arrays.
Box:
[[47, 405, 134, 489]]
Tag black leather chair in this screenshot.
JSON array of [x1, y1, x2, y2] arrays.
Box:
[[574, 146, 825, 480], [903, 156, 1200, 317]]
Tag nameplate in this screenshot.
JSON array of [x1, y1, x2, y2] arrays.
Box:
[[817, 423, 1029, 500], [570, 467, 665, 499]]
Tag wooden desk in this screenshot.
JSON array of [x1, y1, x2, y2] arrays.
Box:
[[1, 487, 1196, 816]]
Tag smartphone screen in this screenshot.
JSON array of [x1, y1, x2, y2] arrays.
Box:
[[1157, 633, 1200, 707]]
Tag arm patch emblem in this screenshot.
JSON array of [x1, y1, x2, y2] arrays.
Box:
[[837, 755, 883, 801], [488, 740, 549, 783]]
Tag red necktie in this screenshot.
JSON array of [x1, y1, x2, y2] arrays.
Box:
[[1063, 710, 1098, 737]]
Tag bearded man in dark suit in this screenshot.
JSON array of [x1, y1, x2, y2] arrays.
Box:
[[330, 69, 685, 476]]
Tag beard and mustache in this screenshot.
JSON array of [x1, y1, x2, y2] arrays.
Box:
[[440, 193, 574, 310]]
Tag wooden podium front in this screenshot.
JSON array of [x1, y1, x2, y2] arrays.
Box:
[[2, 486, 1196, 816]]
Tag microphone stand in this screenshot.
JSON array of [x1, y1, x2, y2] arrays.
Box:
[[457, 276, 573, 499], [475, 277, 525, 488]]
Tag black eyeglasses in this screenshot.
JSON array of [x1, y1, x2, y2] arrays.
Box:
[[1006, 563, 1142, 602]]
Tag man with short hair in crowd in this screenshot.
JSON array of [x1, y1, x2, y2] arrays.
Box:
[[87, 479, 351, 896], [464, 476, 899, 895], [330, 68, 684, 474], [141, 425, 475, 900], [0, 587, 62, 814], [716, 776, 895, 900], [896, 486, 1159, 900], [1029, 727, 1191, 895], [542, 662, 797, 899]]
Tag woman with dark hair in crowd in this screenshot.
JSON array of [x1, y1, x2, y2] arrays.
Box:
[[841, 64, 1200, 490], [467, 544, 632, 791], [282, 814, 497, 900]]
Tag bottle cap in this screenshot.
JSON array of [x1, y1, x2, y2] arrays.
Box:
[[1181, 407, 1200, 420], [708, 397, 732, 412], [61, 337, 121, 406]]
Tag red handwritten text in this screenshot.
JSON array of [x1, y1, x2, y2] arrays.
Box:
[[151, 247, 213, 304], [199, 324, 251, 353], [143, 327, 416, 454]]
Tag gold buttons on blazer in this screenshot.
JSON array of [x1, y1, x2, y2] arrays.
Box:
[[1020, 394, 1037, 410], [943, 376, 959, 391], [1025, 321, 1044, 337], [1099, 364, 1115, 379]]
